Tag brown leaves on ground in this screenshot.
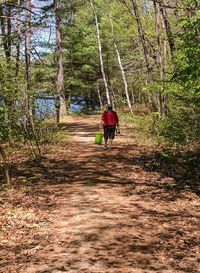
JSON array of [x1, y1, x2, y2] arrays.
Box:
[[0, 115, 200, 273]]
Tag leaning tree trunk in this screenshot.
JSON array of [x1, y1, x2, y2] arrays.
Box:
[[132, 0, 151, 75], [110, 14, 133, 114], [158, 0, 175, 56], [90, 0, 111, 105], [55, 0, 67, 123], [132, 0, 158, 112], [153, 0, 165, 118]]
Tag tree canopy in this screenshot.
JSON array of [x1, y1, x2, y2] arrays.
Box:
[[0, 0, 199, 148]]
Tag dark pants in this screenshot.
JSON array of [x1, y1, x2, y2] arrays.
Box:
[[103, 125, 116, 140]]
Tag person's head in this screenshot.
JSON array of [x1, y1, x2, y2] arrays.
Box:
[[107, 104, 113, 111]]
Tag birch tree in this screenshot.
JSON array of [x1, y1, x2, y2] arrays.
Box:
[[90, 0, 111, 105], [109, 13, 133, 114]]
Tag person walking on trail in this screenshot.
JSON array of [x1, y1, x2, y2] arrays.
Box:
[[100, 105, 119, 149]]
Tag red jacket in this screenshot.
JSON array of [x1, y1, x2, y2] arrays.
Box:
[[101, 110, 118, 126]]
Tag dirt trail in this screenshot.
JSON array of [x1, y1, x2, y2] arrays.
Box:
[[1, 115, 200, 273]]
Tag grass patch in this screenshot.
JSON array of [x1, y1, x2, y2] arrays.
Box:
[[51, 130, 69, 146], [0, 183, 11, 191]]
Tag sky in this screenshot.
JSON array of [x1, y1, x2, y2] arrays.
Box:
[[31, 0, 56, 57]]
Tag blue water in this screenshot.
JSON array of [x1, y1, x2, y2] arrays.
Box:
[[35, 98, 56, 119], [35, 98, 84, 119]]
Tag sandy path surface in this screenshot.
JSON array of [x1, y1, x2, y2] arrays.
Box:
[[1, 115, 199, 273]]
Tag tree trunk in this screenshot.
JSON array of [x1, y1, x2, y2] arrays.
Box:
[[153, 0, 164, 117], [132, 0, 158, 111], [25, 0, 31, 84], [110, 14, 133, 114], [97, 86, 103, 109], [55, 0, 67, 123], [158, 0, 175, 55], [132, 0, 151, 75], [194, 0, 198, 14], [16, 0, 22, 77], [0, 4, 11, 63], [24, 0, 31, 127], [24, 1, 38, 141], [6, 5, 11, 62], [0, 145, 11, 185], [173, 0, 179, 19], [109, 83, 117, 110], [131, 89, 135, 105], [90, 0, 111, 105]]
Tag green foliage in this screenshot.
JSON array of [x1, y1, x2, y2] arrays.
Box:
[[0, 183, 10, 191], [16, 176, 39, 184], [0, 0, 200, 148], [174, 14, 200, 93], [157, 12, 200, 145], [61, 2, 103, 110], [157, 94, 200, 144], [52, 130, 68, 146]]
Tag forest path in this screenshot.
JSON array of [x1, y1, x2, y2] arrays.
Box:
[[1, 115, 200, 273], [29, 115, 166, 273]]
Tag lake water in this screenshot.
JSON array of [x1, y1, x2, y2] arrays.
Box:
[[35, 96, 100, 119], [35, 98, 84, 119]]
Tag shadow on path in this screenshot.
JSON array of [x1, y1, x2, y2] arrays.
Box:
[[2, 116, 200, 273]]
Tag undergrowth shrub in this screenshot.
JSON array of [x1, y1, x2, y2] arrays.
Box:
[[157, 99, 200, 145]]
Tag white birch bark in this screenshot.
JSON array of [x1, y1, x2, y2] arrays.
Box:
[[90, 0, 110, 105], [109, 14, 133, 114]]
